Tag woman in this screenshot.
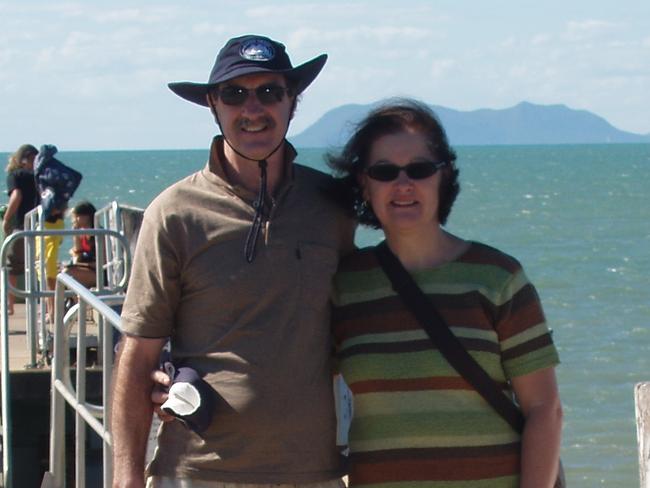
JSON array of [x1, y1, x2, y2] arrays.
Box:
[[4, 144, 39, 314], [328, 99, 562, 487]]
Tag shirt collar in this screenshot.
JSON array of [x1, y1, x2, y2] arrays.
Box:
[[204, 136, 296, 196]]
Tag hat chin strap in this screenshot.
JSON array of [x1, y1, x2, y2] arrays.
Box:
[[212, 108, 290, 263]]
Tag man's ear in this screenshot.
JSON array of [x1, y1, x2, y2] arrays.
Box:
[[206, 91, 217, 110], [288, 95, 298, 121], [206, 92, 220, 126]]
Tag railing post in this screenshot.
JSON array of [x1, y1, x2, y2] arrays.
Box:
[[636, 382, 650, 488], [25, 231, 39, 367], [76, 300, 88, 487], [1, 267, 14, 487], [101, 308, 114, 488], [48, 274, 124, 488], [50, 281, 67, 488]]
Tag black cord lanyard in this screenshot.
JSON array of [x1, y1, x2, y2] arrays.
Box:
[[244, 159, 268, 263], [214, 113, 287, 263]]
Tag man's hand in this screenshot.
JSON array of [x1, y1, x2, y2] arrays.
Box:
[[150, 369, 175, 422]]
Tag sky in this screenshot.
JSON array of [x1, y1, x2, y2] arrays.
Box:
[[1, 0, 649, 151]]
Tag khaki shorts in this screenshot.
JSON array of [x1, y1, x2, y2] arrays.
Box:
[[146, 477, 345, 488], [6, 231, 25, 276]]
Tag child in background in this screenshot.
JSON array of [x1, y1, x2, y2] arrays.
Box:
[[63, 201, 97, 289]]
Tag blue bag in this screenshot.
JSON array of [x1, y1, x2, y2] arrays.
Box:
[[34, 145, 82, 220]]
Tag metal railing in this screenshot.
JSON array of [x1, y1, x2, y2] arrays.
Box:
[[0, 201, 141, 487], [95, 202, 144, 290], [48, 273, 124, 488], [1, 227, 130, 367]]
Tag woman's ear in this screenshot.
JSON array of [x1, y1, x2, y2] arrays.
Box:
[[357, 170, 370, 202]]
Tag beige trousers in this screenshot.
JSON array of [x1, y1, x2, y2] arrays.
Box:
[[146, 477, 346, 488]]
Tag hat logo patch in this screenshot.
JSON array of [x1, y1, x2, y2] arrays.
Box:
[[240, 39, 275, 62]]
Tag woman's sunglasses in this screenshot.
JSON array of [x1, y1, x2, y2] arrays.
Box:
[[216, 84, 288, 106], [365, 161, 447, 182]]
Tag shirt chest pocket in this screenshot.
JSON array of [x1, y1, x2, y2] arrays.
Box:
[[297, 241, 339, 312]]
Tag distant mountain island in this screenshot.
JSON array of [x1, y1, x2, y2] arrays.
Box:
[[289, 101, 650, 147]]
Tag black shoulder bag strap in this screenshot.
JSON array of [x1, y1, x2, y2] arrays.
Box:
[[374, 241, 525, 433]]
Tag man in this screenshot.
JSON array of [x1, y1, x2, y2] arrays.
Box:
[[110, 34, 354, 488]]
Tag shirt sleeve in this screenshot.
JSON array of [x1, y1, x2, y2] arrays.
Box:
[[496, 267, 560, 379], [120, 201, 181, 338], [6, 172, 18, 195]]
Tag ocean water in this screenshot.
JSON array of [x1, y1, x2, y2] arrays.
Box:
[[3, 143, 649, 486]]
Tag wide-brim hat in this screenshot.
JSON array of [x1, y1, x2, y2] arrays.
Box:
[[169, 34, 327, 107]]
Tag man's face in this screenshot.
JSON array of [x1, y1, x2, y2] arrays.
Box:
[[209, 72, 294, 162]]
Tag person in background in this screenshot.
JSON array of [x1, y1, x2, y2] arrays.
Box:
[[34, 145, 82, 324], [110, 34, 354, 488], [62, 200, 97, 289], [36, 207, 64, 323], [328, 99, 563, 487], [3, 144, 39, 314]]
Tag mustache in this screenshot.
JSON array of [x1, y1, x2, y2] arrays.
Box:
[[237, 116, 275, 130]]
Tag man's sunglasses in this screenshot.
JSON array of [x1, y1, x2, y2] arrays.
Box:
[[216, 84, 289, 106], [365, 161, 447, 182]]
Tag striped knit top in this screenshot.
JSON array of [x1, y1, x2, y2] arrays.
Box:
[[332, 242, 560, 487]]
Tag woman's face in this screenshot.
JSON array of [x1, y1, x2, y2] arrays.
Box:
[[21, 152, 36, 170], [361, 129, 442, 233]]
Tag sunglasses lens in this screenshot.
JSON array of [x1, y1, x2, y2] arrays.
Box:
[[406, 162, 438, 179], [367, 162, 445, 181], [366, 165, 399, 181], [256, 85, 286, 105], [218, 85, 287, 106], [219, 86, 247, 105]]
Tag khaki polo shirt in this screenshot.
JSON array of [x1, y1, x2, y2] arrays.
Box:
[[121, 138, 355, 483]]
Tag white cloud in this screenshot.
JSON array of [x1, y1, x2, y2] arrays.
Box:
[[567, 19, 615, 32], [34, 46, 57, 70], [531, 34, 552, 46], [430, 59, 455, 78], [192, 22, 227, 36], [501, 36, 517, 48], [245, 3, 363, 18], [607, 40, 628, 48], [565, 19, 616, 41], [245, 3, 439, 22], [288, 25, 432, 50], [0, 47, 12, 66], [60, 31, 97, 58], [508, 65, 529, 78], [93, 8, 143, 23], [1, 2, 85, 17], [92, 6, 179, 24]]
